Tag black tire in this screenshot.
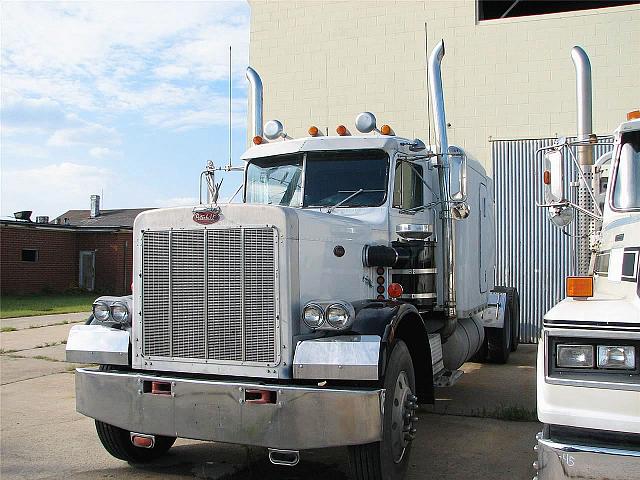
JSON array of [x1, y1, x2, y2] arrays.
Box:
[[493, 287, 520, 352], [95, 420, 176, 463], [349, 340, 416, 480], [486, 302, 511, 364], [95, 365, 175, 463]]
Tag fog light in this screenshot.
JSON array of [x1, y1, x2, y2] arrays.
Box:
[[597, 346, 635, 370], [556, 344, 594, 368]]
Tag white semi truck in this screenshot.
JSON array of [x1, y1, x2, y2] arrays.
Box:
[[534, 47, 640, 479], [66, 41, 519, 479]]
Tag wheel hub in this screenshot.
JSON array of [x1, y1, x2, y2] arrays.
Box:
[[390, 370, 418, 463]]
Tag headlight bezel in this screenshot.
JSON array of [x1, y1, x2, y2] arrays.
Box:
[[549, 336, 639, 374], [302, 300, 355, 331], [302, 303, 324, 329]]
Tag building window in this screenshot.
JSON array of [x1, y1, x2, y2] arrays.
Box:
[[21, 249, 38, 262], [477, 1, 638, 21], [393, 161, 424, 210]]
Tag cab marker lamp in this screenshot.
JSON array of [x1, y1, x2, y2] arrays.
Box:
[[252, 135, 263, 145], [93, 301, 110, 321], [380, 124, 392, 135], [308, 126, 319, 137], [627, 110, 640, 121], [336, 125, 348, 136], [566, 276, 593, 298], [556, 344, 594, 368], [597, 346, 635, 370]]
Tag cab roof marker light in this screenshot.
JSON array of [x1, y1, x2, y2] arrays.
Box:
[[252, 135, 264, 145], [627, 110, 640, 120], [380, 124, 392, 135], [336, 125, 349, 136], [308, 126, 319, 137]]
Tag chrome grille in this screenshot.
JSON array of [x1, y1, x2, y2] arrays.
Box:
[[141, 227, 278, 365]]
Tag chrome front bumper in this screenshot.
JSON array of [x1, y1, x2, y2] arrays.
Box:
[[535, 434, 640, 480], [75, 368, 384, 450]]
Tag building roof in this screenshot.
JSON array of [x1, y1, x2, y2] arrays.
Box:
[[53, 208, 153, 228]]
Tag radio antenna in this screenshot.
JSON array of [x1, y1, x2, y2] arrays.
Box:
[[228, 45, 232, 169]]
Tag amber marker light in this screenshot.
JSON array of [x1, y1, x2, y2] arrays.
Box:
[[380, 124, 392, 135], [627, 110, 640, 121], [336, 125, 348, 136], [252, 135, 263, 145], [308, 126, 319, 137], [566, 276, 593, 298], [543, 171, 551, 185], [388, 283, 403, 299]]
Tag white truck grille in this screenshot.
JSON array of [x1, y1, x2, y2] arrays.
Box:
[[141, 227, 278, 365]]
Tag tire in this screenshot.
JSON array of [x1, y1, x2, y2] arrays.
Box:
[[95, 365, 176, 463], [493, 287, 520, 352], [486, 303, 511, 364], [349, 340, 417, 480], [95, 420, 176, 463]]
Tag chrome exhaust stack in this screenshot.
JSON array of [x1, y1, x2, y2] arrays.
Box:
[[268, 448, 300, 466], [570, 46, 596, 276], [246, 66, 263, 139], [428, 39, 457, 339]]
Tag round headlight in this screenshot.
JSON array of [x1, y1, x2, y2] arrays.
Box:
[[93, 302, 110, 322], [110, 302, 129, 323], [303, 304, 324, 329], [326, 304, 350, 329]]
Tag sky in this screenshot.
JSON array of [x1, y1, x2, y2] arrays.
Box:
[[1, 1, 250, 220]]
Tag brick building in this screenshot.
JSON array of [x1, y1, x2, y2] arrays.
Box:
[[0, 199, 151, 296]]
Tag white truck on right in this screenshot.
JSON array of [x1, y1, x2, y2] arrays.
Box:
[[534, 47, 640, 479]]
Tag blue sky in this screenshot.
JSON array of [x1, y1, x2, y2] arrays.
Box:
[[1, 1, 249, 219]]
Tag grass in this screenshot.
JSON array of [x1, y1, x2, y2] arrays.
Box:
[[1, 327, 17, 332], [0, 293, 95, 319]]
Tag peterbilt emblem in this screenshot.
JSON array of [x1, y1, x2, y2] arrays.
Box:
[[193, 207, 221, 225]]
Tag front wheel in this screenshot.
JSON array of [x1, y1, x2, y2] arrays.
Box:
[[95, 420, 176, 463], [349, 340, 417, 480]]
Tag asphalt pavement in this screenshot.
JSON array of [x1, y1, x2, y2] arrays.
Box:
[[1, 313, 540, 480]]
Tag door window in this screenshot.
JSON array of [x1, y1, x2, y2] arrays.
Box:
[[393, 161, 424, 209]]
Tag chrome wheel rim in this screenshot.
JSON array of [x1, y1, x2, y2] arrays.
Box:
[[390, 370, 417, 464]]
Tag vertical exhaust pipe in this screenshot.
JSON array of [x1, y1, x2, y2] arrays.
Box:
[[570, 46, 595, 276], [246, 67, 263, 140], [570, 46, 593, 166], [428, 40, 457, 339]]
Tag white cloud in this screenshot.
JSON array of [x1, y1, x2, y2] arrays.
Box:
[[47, 120, 121, 147], [89, 147, 112, 159], [1, 162, 113, 218]]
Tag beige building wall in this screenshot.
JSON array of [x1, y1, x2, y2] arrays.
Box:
[[248, 1, 639, 173]]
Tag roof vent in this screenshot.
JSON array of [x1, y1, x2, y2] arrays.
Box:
[[13, 211, 32, 222], [90, 195, 100, 218]]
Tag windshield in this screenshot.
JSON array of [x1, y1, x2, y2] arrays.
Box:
[[612, 131, 640, 210], [245, 149, 389, 208]]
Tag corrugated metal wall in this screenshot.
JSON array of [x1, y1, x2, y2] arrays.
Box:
[[492, 138, 612, 343]]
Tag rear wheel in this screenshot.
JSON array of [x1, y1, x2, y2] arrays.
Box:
[[486, 303, 511, 364], [349, 340, 417, 480], [95, 420, 176, 463]]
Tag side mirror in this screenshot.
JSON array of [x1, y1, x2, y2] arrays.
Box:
[[448, 146, 466, 201], [543, 149, 565, 203]]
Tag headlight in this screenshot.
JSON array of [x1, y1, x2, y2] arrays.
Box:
[[326, 304, 350, 329], [597, 346, 635, 370], [303, 304, 324, 329], [110, 302, 129, 324], [556, 344, 594, 368], [93, 302, 110, 322]]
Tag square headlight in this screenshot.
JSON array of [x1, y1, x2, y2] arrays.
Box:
[[597, 346, 636, 370], [556, 344, 594, 368]]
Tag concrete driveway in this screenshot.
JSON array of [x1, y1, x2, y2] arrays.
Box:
[[1, 314, 540, 479]]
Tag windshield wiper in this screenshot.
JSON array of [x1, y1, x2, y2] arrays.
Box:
[[327, 189, 365, 213]]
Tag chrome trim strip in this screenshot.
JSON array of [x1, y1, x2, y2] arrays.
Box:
[[400, 293, 437, 299], [545, 376, 640, 392], [391, 268, 437, 274]]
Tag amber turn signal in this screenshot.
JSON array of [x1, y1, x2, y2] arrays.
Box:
[[543, 170, 551, 185], [252, 135, 263, 145], [388, 283, 403, 299], [308, 126, 319, 136], [627, 110, 640, 121], [566, 276, 593, 298], [380, 124, 392, 135], [336, 125, 348, 136]]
